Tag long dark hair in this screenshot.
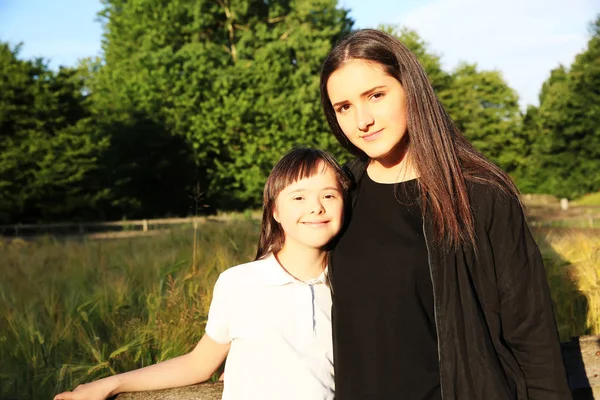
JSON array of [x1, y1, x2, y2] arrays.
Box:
[[320, 29, 520, 249], [255, 147, 351, 260]]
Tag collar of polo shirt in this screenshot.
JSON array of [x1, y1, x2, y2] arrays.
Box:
[[261, 254, 329, 286]]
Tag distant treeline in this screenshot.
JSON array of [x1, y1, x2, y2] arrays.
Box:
[[1, 1, 598, 224]]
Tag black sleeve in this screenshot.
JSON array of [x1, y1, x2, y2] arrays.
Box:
[[489, 192, 572, 400]]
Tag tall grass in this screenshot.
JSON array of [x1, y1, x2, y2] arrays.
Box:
[[535, 229, 600, 338], [573, 191, 600, 206], [1, 220, 598, 399], [0, 220, 260, 399]]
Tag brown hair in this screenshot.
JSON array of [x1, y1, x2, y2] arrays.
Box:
[[255, 147, 351, 260], [320, 29, 520, 249]]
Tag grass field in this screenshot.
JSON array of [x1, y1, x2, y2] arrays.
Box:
[[0, 219, 260, 399], [0, 216, 599, 399]]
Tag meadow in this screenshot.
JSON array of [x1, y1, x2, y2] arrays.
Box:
[[0, 219, 260, 399], [0, 213, 599, 399]]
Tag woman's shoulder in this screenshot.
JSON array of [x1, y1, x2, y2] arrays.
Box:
[[465, 179, 524, 227], [343, 157, 368, 182], [466, 179, 518, 204]]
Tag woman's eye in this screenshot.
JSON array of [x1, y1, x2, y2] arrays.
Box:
[[324, 194, 337, 199], [371, 92, 384, 100], [293, 196, 304, 201], [336, 104, 350, 113]]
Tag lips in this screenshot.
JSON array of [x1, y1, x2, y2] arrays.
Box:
[[301, 221, 330, 226], [360, 129, 383, 142]]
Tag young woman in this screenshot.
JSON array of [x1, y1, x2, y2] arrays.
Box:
[[320, 29, 571, 400], [54, 147, 350, 400]]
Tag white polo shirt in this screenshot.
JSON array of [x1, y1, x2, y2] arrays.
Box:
[[205, 254, 334, 400]]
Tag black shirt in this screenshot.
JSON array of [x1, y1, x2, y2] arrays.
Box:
[[331, 173, 442, 400]]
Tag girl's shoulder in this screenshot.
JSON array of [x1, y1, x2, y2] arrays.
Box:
[[217, 257, 274, 287], [216, 255, 288, 289]]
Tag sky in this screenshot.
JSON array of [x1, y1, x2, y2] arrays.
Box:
[[1, 0, 598, 108]]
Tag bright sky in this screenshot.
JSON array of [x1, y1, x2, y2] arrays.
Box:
[[1, 0, 598, 108]]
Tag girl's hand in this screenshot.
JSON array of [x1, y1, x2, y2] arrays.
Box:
[[53, 377, 117, 400]]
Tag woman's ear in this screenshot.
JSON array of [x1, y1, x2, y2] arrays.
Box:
[[273, 209, 279, 223]]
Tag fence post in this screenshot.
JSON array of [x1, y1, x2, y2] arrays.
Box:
[[143, 219, 149, 232]]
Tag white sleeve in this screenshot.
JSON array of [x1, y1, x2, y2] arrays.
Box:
[[205, 275, 231, 344]]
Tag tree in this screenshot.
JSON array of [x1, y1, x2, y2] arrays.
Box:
[[377, 26, 524, 175], [95, 0, 353, 209], [379, 25, 452, 93], [521, 15, 600, 198], [0, 43, 107, 223], [439, 63, 523, 174]]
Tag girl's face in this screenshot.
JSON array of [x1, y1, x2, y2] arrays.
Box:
[[274, 164, 344, 251], [327, 59, 408, 166]]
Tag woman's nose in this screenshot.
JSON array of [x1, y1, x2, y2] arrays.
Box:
[[356, 105, 374, 132]]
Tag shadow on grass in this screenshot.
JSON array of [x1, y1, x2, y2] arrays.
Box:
[[533, 227, 595, 397]]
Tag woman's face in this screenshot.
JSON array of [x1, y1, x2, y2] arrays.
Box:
[[326, 59, 408, 166]]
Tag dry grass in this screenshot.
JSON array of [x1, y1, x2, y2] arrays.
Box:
[[1, 218, 598, 399], [0, 220, 259, 399], [535, 228, 600, 337]]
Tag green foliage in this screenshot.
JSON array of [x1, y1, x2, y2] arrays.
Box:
[[0, 44, 109, 223], [94, 0, 354, 209], [377, 25, 524, 174], [379, 25, 452, 93], [439, 63, 524, 173], [2, 7, 599, 221], [518, 15, 600, 198]]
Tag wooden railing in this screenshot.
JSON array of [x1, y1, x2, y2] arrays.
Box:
[[0, 215, 260, 238]]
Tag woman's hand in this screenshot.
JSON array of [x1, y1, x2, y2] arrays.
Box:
[[53, 376, 117, 400]]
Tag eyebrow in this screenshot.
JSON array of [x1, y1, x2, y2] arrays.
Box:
[[287, 186, 342, 194], [331, 85, 387, 109]]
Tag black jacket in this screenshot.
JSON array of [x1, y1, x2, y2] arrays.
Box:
[[331, 159, 571, 400]]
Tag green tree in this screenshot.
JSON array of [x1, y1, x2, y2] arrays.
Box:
[[439, 63, 523, 173], [0, 43, 107, 223], [377, 26, 524, 174], [522, 15, 600, 198], [95, 0, 353, 209], [379, 25, 452, 93]]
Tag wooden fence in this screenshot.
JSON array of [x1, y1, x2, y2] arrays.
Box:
[[0, 215, 260, 238]]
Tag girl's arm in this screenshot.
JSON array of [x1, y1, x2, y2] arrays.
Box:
[[54, 334, 230, 400]]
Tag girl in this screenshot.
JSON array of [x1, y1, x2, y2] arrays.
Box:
[[54, 147, 350, 400], [320, 29, 571, 400]]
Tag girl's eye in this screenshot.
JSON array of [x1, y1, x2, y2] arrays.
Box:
[[336, 104, 350, 113], [324, 194, 337, 199], [371, 92, 384, 100], [293, 196, 304, 201]]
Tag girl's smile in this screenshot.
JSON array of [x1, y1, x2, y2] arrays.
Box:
[[274, 164, 344, 251]]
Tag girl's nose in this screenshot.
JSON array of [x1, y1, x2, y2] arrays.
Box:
[[356, 105, 374, 132], [311, 200, 325, 214]]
